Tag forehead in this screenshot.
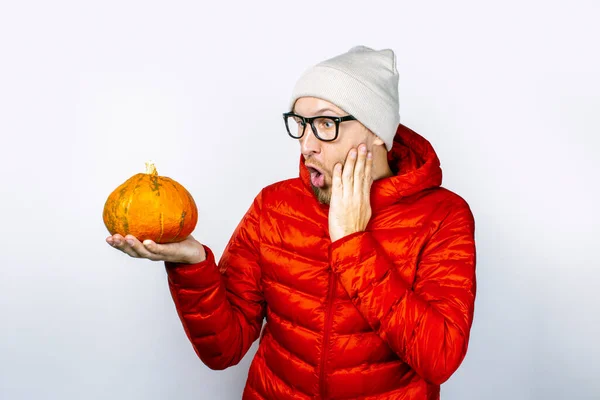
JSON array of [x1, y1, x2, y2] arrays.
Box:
[[293, 97, 346, 116]]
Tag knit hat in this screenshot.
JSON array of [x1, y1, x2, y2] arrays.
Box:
[[289, 45, 400, 151]]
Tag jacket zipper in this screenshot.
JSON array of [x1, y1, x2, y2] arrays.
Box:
[[319, 267, 337, 399]]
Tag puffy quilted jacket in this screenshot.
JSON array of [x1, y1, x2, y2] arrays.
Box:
[[165, 124, 477, 399]]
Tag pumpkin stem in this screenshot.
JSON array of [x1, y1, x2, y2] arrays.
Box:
[[145, 160, 158, 175]]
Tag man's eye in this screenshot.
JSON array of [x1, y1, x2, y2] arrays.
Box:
[[319, 119, 334, 129]]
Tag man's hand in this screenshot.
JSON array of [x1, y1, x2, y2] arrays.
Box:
[[106, 234, 207, 264], [329, 143, 374, 242]]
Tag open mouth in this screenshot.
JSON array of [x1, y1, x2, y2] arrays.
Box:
[[306, 165, 325, 188]]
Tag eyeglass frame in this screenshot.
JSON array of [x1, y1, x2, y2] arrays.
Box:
[[282, 112, 357, 142]]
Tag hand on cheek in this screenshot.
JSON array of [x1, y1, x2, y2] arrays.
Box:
[[328, 143, 374, 242]]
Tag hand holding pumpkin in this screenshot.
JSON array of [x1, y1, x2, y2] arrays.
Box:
[[106, 233, 206, 264]]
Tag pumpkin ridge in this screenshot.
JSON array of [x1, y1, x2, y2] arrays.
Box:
[[171, 210, 186, 242], [150, 174, 162, 195], [115, 180, 133, 235], [159, 176, 166, 242], [168, 179, 186, 242], [104, 200, 116, 234], [158, 209, 164, 243], [124, 174, 145, 237]]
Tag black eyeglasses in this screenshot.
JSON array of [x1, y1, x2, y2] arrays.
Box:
[[283, 112, 357, 142]]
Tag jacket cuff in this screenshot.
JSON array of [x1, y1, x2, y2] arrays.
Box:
[[165, 245, 221, 288], [329, 231, 375, 274], [329, 231, 410, 302]]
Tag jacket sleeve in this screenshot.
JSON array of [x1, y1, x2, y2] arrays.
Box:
[[328, 199, 476, 385], [164, 191, 266, 370]]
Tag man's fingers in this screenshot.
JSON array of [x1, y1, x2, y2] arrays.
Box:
[[331, 162, 343, 200], [122, 235, 152, 258], [353, 144, 367, 196], [142, 239, 169, 260], [110, 235, 143, 258], [125, 235, 171, 261], [363, 151, 374, 198], [342, 148, 357, 197], [108, 234, 164, 260]]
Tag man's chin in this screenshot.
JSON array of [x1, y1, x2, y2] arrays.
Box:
[[311, 185, 331, 205]]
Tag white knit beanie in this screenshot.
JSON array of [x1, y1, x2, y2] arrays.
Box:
[[289, 45, 400, 151]]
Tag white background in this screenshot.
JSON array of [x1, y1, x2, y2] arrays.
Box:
[[1, 1, 598, 399]]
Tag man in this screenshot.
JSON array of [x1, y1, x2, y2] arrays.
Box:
[[107, 45, 477, 399]]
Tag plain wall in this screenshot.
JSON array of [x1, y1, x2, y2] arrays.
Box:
[[1, 1, 598, 399]]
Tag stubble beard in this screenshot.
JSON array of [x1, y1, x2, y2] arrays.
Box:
[[311, 184, 331, 205]]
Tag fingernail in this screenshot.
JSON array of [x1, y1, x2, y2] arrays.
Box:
[[126, 240, 134, 246], [367, 152, 373, 159], [360, 146, 366, 154], [350, 150, 357, 158]]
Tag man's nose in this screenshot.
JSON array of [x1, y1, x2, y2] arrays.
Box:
[[299, 124, 321, 156]]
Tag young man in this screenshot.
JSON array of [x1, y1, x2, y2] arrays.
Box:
[[107, 46, 477, 399]]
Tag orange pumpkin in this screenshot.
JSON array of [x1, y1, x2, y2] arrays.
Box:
[[103, 161, 198, 244]]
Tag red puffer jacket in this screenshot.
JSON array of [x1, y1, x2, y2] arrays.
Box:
[[166, 123, 477, 399]]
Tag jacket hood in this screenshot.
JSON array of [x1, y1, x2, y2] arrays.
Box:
[[299, 123, 443, 209]]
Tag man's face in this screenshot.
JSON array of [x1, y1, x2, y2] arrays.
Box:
[[294, 97, 377, 204]]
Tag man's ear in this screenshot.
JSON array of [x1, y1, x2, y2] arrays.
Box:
[[373, 137, 385, 146], [368, 130, 386, 148]]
